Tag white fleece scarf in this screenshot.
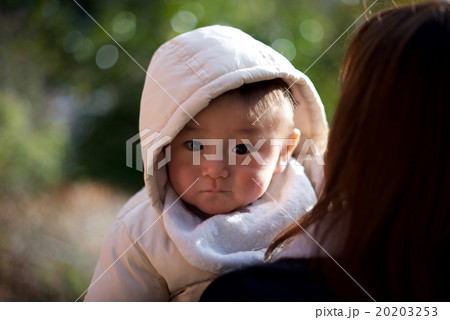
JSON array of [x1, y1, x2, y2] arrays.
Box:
[[162, 159, 317, 274]]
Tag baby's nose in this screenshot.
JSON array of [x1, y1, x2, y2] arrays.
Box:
[[201, 160, 229, 179]]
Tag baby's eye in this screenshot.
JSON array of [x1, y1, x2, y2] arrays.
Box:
[[232, 144, 251, 155], [185, 140, 203, 151]]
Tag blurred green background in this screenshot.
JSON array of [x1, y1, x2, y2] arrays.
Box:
[[0, 0, 425, 301]]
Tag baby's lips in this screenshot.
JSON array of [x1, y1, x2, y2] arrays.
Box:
[[202, 189, 229, 193]]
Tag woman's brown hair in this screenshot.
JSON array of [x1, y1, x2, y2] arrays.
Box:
[[267, 1, 450, 301]]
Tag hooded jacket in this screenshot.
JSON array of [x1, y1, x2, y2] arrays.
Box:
[[85, 25, 328, 302]]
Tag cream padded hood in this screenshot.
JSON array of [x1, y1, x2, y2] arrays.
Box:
[[139, 25, 328, 214]]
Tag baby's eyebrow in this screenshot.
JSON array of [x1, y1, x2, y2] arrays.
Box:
[[235, 127, 265, 134], [182, 125, 204, 132]]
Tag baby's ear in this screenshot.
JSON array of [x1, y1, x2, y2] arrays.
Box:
[[273, 128, 300, 175]]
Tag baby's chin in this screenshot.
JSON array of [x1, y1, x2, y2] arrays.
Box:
[[184, 201, 249, 218], [195, 205, 236, 216]]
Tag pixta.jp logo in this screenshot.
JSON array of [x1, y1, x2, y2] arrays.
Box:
[[126, 129, 324, 175], [126, 129, 172, 174]]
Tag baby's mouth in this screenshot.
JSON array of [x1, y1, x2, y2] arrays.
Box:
[[202, 189, 229, 193]]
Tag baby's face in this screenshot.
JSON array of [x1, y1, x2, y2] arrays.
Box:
[[167, 93, 295, 215]]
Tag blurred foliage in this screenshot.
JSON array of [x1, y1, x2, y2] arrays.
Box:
[[0, 0, 427, 194], [0, 181, 130, 301], [0, 90, 68, 194]]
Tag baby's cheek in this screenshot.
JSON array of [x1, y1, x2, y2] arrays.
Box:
[[180, 192, 197, 208], [242, 170, 271, 198]]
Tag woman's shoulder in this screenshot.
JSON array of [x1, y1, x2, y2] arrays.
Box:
[[200, 258, 337, 302]]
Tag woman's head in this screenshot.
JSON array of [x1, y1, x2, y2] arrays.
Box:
[[329, 1, 450, 205], [269, 1, 450, 301]]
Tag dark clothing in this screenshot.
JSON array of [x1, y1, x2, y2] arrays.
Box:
[[200, 258, 339, 302], [201, 256, 450, 302]]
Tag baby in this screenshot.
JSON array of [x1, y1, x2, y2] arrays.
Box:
[[85, 25, 328, 301]]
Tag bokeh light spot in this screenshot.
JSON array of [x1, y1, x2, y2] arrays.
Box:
[[171, 10, 197, 34], [300, 19, 325, 43], [112, 11, 136, 42], [271, 38, 296, 61], [95, 44, 119, 70]]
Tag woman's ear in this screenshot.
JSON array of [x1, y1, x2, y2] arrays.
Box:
[[273, 128, 300, 175]]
